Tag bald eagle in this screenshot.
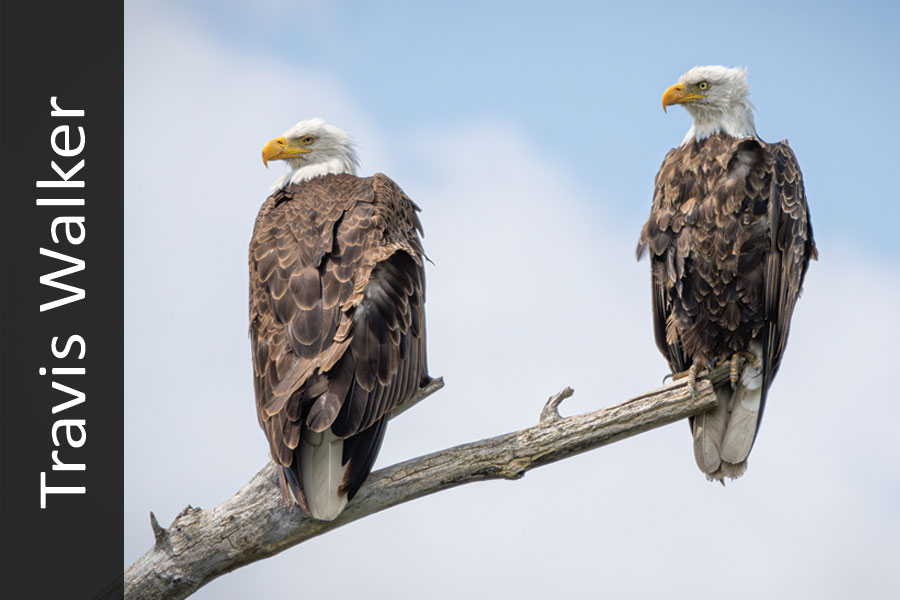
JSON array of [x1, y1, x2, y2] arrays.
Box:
[[250, 119, 429, 519], [638, 66, 817, 482]]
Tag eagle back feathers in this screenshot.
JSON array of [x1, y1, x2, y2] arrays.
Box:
[[249, 172, 428, 506]]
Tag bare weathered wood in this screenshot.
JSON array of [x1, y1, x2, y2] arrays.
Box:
[[125, 369, 725, 600]]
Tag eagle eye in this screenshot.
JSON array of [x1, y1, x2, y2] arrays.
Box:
[[300, 135, 316, 145], [697, 81, 710, 91]]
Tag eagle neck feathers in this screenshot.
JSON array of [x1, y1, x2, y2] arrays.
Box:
[[682, 98, 757, 146], [270, 156, 358, 193]]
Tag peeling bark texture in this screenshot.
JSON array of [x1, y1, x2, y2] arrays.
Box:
[[125, 369, 726, 600]]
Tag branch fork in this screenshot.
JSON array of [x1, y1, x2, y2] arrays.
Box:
[[540, 386, 575, 423]]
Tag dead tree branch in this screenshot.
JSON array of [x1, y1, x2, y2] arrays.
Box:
[[125, 368, 727, 600]]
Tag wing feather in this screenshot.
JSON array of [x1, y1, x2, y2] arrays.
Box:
[[762, 141, 817, 396], [641, 148, 689, 374]]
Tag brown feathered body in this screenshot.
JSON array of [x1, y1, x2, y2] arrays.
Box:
[[638, 133, 816, 481], [249, 173, 428, 518]]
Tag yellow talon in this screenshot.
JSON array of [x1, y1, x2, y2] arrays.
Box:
[[671, 364, 699, 400], [728, 351, 761, 389]]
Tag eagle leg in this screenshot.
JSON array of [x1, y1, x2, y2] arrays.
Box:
[[729, 351, 762, 389], [687, 363, 698, 400], [670, 363, 699, 400]]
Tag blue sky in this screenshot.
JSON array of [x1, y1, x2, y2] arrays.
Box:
[[177, 0, 900, 261], [125, 2, 900, 598]]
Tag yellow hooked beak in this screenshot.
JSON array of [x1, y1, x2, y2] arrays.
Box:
[[261, 136, 311, 167], [661, 83, 705, 113]]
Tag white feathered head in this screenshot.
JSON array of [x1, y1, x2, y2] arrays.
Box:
[[262, 118, 359, 188], [662, 65, 757, 144]]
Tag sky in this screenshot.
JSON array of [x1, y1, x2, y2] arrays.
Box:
[[125, 1, 900, 598]]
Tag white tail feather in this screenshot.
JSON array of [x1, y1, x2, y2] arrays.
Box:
[[693, 385, 730, 475], [721, 360, 762, 464], [299, 426, 348, 521], [692, 345, 764, 482]]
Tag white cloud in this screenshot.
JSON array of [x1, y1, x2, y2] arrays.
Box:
[[126, 3, 900, 598]]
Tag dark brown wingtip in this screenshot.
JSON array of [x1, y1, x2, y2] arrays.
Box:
[[636, 240, 648, 261]]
